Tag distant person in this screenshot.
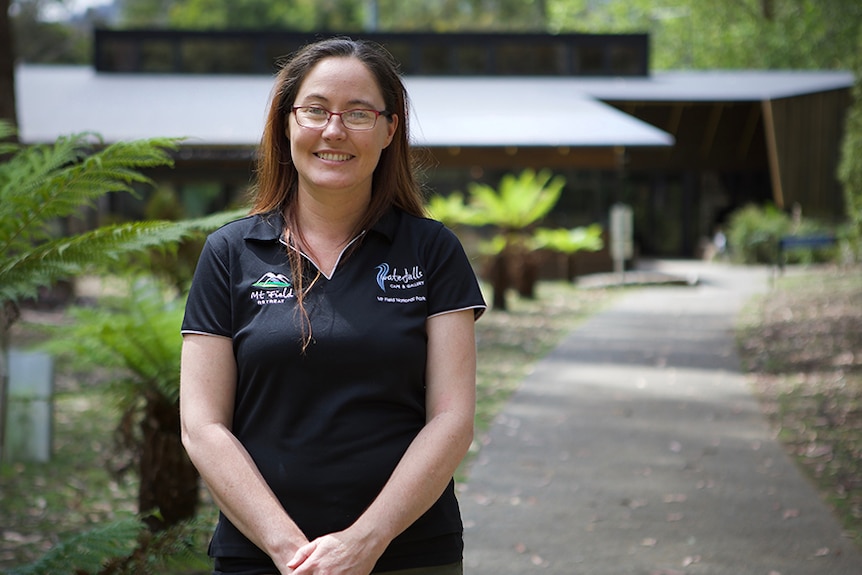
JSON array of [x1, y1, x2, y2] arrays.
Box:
[[179, 37, 485, 575], [713, 227, 727, 257]]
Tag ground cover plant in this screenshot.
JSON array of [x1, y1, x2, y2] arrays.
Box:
[[0, 280, 617, 573], [738, 266, 862, 542]]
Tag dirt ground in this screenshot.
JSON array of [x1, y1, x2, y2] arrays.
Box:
[[738, 265, 862, 540]]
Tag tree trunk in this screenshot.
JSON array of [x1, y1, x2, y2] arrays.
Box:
[[514, 250, 540, 299], [0, 0, 19, 129], [761, 0, 774, 21], [139, 394, 199, 531], [0, 301, 19, 463], [489, 252, 509, 311]]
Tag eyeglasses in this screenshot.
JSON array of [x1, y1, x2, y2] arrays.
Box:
[[291, 106, 391, 131]]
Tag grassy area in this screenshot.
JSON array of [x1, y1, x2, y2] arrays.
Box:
[[737, 266, 862, 542], [0, 280, 617, 572]]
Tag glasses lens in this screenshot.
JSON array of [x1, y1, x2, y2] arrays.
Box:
[[295, 107, 329, 128], [342, 110, 377, 130]]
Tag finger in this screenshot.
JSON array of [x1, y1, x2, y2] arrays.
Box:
[[287, 541, 317, 569]]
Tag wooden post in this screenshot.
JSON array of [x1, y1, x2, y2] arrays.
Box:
[[761, 99, 785, 210]]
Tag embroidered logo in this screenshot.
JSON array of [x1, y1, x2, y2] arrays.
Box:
[[250, 272, 294, 305], [375, 263, 426, 305]]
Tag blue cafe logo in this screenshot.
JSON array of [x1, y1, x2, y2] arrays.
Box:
[[375, 263, 425, 291]]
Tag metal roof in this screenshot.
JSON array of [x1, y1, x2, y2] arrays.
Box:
[[576, 70, 855, 102], [15, 65, 854, 149]]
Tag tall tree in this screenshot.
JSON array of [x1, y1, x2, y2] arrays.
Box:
[[0, 0, 17, 129], [838, 28, 862, 260], [376, 0, 547, 31], [120, 0, 366, 30], [547, 0, 862, 70]]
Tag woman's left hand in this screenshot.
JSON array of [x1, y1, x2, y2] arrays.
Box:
[[285, 529, 383, 575]]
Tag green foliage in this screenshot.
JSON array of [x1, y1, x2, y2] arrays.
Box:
[[0, 119, 247, 305], [0, 122, 178, 304], [120, 0, 546, 31], [838, 30, 862, 261], [120, 0, 365, 30], [466, 169, 565, 231], [11, 0, 90, 64], [375, 0, 547, 31], [425, 192, 482, 228], [726, 204, 791, 264], [7, 514, 214, 575], [428, 169, 603, 308], [547, 0, 862, 71], [725, 203, 837, 264], [532, 224, 604, 254], [116, 516, 214, 575], [40, 278, 185, 406], [7, 516, 144, 575]]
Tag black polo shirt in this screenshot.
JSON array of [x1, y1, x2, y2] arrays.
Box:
[[181, 208, 486, 572]]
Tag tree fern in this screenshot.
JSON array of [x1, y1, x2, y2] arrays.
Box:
[[0, 119, 245, 466], [7, 517, 144, 575], [1, 209, 246, 304], [41, 277, 185, 406], [466, 169, 565, 230], [0, 131, 177, 254], [7, 515, 213, 575]]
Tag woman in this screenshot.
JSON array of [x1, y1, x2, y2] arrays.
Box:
[[180, 37, 486, 575]]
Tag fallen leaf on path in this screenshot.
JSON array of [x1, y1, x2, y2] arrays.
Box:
[[531, 553, 548, 566], [805, 443, 833, 458], [814, 547, 830, 557], [782, 508, 800, 520], [623, 497, 648, 509], [641, 538, 658, 547], [663, 493, 687, 503], [682, 555, 701, 567]]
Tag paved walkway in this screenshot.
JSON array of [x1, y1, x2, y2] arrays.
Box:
[[460, 260, 862, 575]]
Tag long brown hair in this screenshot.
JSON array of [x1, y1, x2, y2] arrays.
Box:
[[250, 37, 426, 348]]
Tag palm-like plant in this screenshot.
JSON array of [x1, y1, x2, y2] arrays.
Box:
[[429, 170, 605, 309], [433, 169, 565, 310]]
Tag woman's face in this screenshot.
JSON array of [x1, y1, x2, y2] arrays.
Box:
[[288, 56, 398, 203]]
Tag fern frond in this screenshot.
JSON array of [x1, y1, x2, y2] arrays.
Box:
[[0, 120, 20, 156], [42, 279, 186, 405], [114, 516, 214, 575], [0, 135, 178, 254], [7, 516, 144, 575], [0, 209, 244, 304]]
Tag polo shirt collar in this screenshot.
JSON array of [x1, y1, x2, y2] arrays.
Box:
[[242, 208, 402, 243]]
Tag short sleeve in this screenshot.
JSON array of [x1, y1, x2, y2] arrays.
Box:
[[181, 233, 233, 337], [423, 224, 486, 320]]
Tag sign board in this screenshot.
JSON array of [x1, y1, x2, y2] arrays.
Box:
[[610, 203, 633, 273]]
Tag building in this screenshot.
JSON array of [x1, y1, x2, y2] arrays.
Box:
[[15, 30, 855, 259]]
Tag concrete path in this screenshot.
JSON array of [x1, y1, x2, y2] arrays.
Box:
[[460, 260, 862, 575]]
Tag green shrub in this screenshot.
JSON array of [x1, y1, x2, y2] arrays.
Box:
[[726, 204, 837, 265], [726, 204, 790, 264]]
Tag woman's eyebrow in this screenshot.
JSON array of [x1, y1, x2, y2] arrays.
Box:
[[299, 93, 380, 109]]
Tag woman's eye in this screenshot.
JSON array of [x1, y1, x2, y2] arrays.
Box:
[[346, 110, 373, 121]]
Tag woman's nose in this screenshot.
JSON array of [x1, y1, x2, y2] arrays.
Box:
[[322, 114, 348, 139]]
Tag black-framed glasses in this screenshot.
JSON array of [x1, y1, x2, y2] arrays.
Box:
[[291, 106, 391, 131]]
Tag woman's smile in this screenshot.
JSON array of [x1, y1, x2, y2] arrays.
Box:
[[315, 151, 354, 162]]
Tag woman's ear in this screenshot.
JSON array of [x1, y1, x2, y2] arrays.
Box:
[[383, 114, 398, 149]]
